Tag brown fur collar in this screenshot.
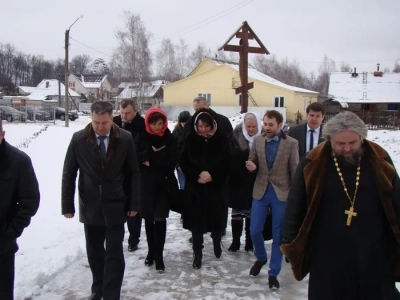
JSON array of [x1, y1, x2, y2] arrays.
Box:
[[281, 139, 400, 281], [83, 123, 121, 163], [233, 123, 250, 150]]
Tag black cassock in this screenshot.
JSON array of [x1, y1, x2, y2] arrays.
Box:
[[307, 156, 400, 300]]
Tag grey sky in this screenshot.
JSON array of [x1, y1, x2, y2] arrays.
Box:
[[2, 0, 399, 74]]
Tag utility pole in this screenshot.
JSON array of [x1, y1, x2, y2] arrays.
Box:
[[64, 15, 83, 127], [58, 73, 61, 107], [64, 29, 70, 127]]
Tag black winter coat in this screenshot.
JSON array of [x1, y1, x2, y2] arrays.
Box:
[[61, 123, 141, 226], [180, 122, 232, 233], [134, 129, 179, 219], [0, 140, 40, 255], [228, 123, 257, 210], [113, 113, 145, 140]]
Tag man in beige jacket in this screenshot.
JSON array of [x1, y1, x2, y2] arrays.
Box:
[[246, 110, 299, 290]]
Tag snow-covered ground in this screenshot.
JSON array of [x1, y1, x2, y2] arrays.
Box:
[[3, 115, 400, 300]]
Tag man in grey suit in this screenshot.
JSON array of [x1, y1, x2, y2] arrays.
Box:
[[287, 102, 325, 159], [245, 110, 299, 290]]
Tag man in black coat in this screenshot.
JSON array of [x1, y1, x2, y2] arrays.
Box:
[[287, 102, 325, 159], [62, 101, 141, 300], [113, 99, 145, 252], [0, 118, 40, 300]]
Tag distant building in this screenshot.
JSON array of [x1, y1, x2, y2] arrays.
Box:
[[328, 66, 400, 111], [162, 57, 319, 122]]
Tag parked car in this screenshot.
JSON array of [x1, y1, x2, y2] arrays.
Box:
[[0, 106, 27, 122], [15, 106, 51, 121], [54, 107, 78, 121]]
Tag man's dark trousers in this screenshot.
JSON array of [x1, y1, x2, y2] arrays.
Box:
[[127, 214, 142, 248], [0, 252, 15, 300], [84, 224, 125, 300]]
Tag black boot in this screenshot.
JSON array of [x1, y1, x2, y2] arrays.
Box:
[[211, 232, 222, 258], [154, 220, 167, 272], [144, 219, 155, 266], [192, 232, 204, 269], [228, 219, 243, 252], [244, 218, 254, 252]]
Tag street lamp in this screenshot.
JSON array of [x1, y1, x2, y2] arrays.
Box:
[[64, 15, 84, 127]]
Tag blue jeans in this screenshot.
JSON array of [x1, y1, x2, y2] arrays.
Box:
[[250, 184, 287, 277], [177, 170, 186, 190]]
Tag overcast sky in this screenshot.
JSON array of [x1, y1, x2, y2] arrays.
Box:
[[1, 0, 399, 75]]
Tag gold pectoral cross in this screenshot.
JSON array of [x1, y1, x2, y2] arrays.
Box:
[[345, 206, 357, 226]]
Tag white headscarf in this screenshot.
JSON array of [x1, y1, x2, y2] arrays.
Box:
[[242, 112, 262, 149]]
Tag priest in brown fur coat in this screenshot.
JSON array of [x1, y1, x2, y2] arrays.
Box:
[[281, 111, 400, 300]]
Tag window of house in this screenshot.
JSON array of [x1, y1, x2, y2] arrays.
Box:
[[69, 82, 75, 88], [304, 97, 310, 111], [197, 93, 211, 105], [274, 96, 285, 108]]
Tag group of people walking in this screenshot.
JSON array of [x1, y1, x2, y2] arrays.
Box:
[[2, 95, 400, 300]]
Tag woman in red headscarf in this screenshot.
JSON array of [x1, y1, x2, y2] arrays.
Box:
[[179, 108, 232, 270], [134, 107, 179, 273]]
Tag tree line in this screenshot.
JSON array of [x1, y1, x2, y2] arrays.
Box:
[[1, 10, 399, 98]]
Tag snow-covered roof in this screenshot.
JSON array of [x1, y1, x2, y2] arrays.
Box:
[[118, 82, 131, 89], [18, 86, 37, 94], [73, 74, 108, 89], [211, 59, 318, 94], [27, 79, 80, 101], [116, 80, 169, 99], [329, 72, 400, 103]]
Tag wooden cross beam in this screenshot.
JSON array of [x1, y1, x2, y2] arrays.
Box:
[[218, 21, 270, 113]]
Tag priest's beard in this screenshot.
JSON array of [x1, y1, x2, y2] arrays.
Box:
[[335, 147, 364, 165]]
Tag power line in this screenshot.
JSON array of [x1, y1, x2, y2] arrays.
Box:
[[69, 37, 113, 58], [150, 0, 255, 45]]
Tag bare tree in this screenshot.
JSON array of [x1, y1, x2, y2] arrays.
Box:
[[188, 42, 211, 70], [393, 62, 400, 73], [70, 54, 92, 74], [110, 11, 152, 86], [315, 55, 336, 98], [340, 61, 351, 72], [156, 38, 178, 82], [253, 54, 315, 91], [175, 38, 190, 78]]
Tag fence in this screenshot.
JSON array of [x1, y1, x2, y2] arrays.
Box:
[[0, 103, 58, 124], [324, 110, 400, 130]]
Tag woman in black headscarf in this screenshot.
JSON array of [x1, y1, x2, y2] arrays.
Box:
[[179, 109, 232, 269]]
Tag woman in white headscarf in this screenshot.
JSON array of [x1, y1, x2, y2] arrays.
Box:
[[228, 112, 262, 252]]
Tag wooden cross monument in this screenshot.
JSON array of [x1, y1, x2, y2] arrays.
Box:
[[218, 21, 270, 113]]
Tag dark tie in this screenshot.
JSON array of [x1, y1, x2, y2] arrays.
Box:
[[98, 136, 107, 157], [309, 129, 315, 151]]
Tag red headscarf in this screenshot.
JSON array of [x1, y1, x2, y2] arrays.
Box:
[[145, 107, 168, 136]]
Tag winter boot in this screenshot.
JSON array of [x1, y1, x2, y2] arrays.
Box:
[[228, 219, 243, 252], [249, 258, 268, 276], [192, 232, 204, 269], [154, 220, 167, 272], [268, 276, 280, 290], [211, 232, 222, 258], [144, 219, 155, 266], [193, 251, 203, 269], [244, 218, 254, 252]]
